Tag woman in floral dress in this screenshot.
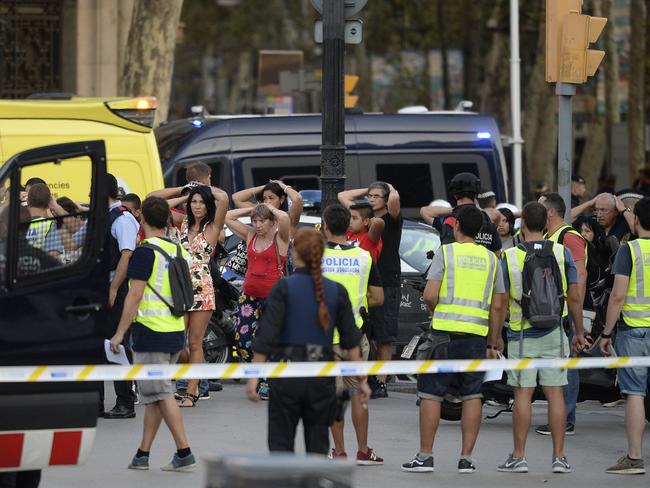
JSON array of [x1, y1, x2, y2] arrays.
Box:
[[151, 184, 228, 407]]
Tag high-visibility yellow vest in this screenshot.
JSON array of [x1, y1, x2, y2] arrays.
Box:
[[621, 239, 650, 327], [546, 224, 588, 265], [135, 237, 188, 333], [322, 245, 372, 345], [503, 242, 568, 331], [26, 217, 54, 249], [432, 242, 498, 337]]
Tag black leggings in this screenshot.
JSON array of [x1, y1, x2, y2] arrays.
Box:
[[267, 377, 336, 455]]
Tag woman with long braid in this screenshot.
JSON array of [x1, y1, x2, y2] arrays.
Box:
[[245, 228, 370, 454]]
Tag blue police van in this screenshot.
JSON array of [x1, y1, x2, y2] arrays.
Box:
[[155, 112, 508, 219]]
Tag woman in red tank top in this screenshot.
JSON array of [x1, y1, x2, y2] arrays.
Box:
[[225, 203, 290, 365]]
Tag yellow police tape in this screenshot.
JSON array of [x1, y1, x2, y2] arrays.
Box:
[[0, 356, 648, 382]]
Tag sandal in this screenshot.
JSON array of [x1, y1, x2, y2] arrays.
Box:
[[177, 393, 198, 408]]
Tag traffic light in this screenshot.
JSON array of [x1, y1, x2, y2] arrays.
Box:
[[559, 12, 606, 83], [344, 75, 359, 108], [546, 0, 583, 83]]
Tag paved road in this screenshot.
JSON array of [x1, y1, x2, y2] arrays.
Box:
[[43, 381, 645, 488]]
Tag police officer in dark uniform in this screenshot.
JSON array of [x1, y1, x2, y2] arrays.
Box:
[[246, 227, 370, 454], [421, 173, 502, 252]]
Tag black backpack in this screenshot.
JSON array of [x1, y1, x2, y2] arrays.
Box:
[[140, 239, 194, 316], [518, 241, 565, 329]]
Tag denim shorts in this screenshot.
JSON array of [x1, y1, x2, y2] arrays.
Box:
[[417, 333, 486, 402], [614, 326, 650, 397]]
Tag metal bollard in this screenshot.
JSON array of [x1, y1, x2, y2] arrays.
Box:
[[204, 453, 355, 488]]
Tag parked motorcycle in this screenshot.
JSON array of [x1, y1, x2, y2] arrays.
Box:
[[203, 276, 241, 364]]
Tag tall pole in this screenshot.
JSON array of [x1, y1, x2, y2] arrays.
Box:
[[556, 81, 575, 223], [320, 0, 346, 212], [509, 0, 523, 209]]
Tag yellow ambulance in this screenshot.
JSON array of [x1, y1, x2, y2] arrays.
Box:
[[0, 96, 164, 201]]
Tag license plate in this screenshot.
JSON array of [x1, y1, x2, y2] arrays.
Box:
[[401, 335, 421, 359]]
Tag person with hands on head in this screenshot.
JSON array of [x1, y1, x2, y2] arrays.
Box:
[[232, 180, 304, 231], [245, 227, 370, 455], [600, 196, 650, 476], [571, 193, 634, 242], [174, 184, 229, 407], [109, 196, 196, 473], [226, 202, 291, 399], [402, 205, 506, 475], [339, 182, 402, 398], [497, 202, 586, 475]]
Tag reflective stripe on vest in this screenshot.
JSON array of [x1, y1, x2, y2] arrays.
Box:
[[622, 239, 650, 326], [26, 218, 54, 249], [546, 224, 588, 266], [135, 237, 188, 333], [432, 242, 497, 337], [323, 246, 372, 344], [504, 242, 568, 331]]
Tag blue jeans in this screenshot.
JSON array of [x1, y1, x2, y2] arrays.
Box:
[[176, 378, 209, 395], [614, 326, 650, 396], [564, 325, 579, 425]]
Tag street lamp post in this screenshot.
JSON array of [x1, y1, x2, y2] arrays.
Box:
[[319, 0, 346, 213]]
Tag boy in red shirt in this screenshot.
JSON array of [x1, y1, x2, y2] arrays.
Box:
[[345, 202, 384, 262]]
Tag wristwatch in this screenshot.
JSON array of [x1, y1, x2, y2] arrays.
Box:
[[601, 332, 612, 339]]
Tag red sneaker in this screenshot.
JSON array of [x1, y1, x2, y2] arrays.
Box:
[[328, 448, 347, 460], [356, 447, 384, 466]]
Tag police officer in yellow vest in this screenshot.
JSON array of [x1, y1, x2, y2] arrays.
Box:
[[497, 202, 585, 475], [25, 182, 64, 258], [600, 197, 650, 475], [109, 196, 196, 472], [402, 206, 506, 474], [321, 204, 385, 465]]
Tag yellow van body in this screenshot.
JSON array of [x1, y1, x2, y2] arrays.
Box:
[[0, 97, 164, 201]]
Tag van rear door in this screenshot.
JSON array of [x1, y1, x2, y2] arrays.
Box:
[[0, 141, 107, 472]]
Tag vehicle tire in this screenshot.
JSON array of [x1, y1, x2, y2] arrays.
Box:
[[205, 344, 230, 364]]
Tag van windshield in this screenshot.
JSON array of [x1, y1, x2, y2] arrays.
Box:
[[156, 124, 195, 163]]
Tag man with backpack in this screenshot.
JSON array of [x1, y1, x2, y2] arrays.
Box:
[[537, 192, 588, 436], [109, 196, 196, 472], [498, 202, 586, 474], [420, 172, 502, 254]]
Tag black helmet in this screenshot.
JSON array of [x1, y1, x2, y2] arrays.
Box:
[[448, 172, 481, 196]]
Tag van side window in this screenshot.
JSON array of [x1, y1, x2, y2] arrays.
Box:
[[442, 163, 479, 200], [376, 163, 433, 208], [13, 157, 95, 282], [241, 156, 321, 191]]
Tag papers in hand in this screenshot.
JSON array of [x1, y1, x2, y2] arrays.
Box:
[[483, 353, 504, 383], [104, 339, 130, 365]]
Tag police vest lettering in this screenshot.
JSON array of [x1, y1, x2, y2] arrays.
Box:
[[322, 255, 361, 274], [622, 239, 650, 327]]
